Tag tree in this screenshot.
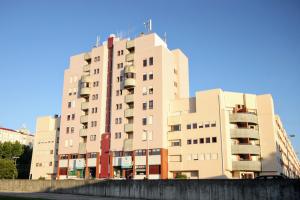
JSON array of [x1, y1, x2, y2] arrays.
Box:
[[0, 141, 24, 159], [17, 145, 33, 179], [0, 159, 18, 179]]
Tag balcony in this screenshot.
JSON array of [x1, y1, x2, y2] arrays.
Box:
[[81, 75, 91, 83], [123, 139, 133, 151], [79, 129, 88, 137], [81, 102, 89, 110], [124, 78, 136, 88], [232, 161, 261, 171], [80, 87, 91, 96], [124, 94, 134, 103], [83, 64, 90, 72], [126, 40, 135, 49], [231, 144, 260, 155], [229, 113, 258, 124], [84, 53, 91, 61], [80, 115, 88, 124], [125, 53, 134, 62], [231, 128, 259, 140], [124, 108, 134, 118], [124, 65, 135, 73], [78, 143, 86, 154], [124, 124, 133, 133]]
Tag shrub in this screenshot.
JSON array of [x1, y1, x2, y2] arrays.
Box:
[[0, 159, 18, 179]]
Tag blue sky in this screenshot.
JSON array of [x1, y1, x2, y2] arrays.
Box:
[[0, 0, 299, 155]]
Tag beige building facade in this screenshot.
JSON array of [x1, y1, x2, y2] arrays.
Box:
[[0, 127, 34, 147], [167, 89, 300, 179], [56, 32, 299, 180], [30, 115, 60, 180]]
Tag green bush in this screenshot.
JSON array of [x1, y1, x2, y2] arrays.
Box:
[[175, 174, 187, 179], [0, 159, 18, 179]]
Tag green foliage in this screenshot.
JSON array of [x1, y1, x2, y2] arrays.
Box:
[[0, 141, 24, 159], [175, 174, 187, 179], [0, 159, 18, 179], [16, 145, 32, 179]]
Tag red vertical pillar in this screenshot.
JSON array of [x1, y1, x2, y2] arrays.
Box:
[[96, 152, 100, 178], [160, 149, 168, 179], [146, 150, 149, 179]]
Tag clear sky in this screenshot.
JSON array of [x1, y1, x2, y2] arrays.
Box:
[[0, 0, 299, 155]]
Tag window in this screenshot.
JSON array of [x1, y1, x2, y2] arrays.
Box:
[[187, 124, 191, 129], [149, 57, 153, 65], [117, 51, 120, 56], [116, 90, 119, 96], [143, 102, 147, 110], [192, 123, 197, 129], [121, 50, 124, 55], [71, 127, 74, 133], [142, 87, 147, 95], [50, 150, 54, 154], [206, 137, 210, 143], [211, 121, 216, 127], [149, 72, 153, 80], [149, 100, 153, 109], [49, 162, 52, 166], [67, 115, 70, 121], [148, 115, 153, 125], [205, 122, 210, 128], [115, 132, 121, 139], [149, 87, 153, 94], [187, 139, 192, 145], [66, 127, 69, 134], [68, 102, 71, 108], [199, 138, 204, 144], [143, 73, 147, 81], [174, 82, 178, 87], [199, 123, 203, 128], [171, 124, 181, 132], [142, 130, 147, 141], [212, 137, 217, 143], [193, 139, 198, 144], [90, 135, 96, 141], [71, 114, 75, 120], [143, 59, 147, 67], [142, 117, 147, 125]]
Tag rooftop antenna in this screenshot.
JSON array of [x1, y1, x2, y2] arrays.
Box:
[[164, 32, 167, 43], [96, 36, 100, 47], [144, 19, 152, 33]]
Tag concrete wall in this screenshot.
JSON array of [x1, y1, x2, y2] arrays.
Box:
[[0, 180, 299, 200]]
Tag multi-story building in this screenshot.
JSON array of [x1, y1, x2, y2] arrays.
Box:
[[167, 89, 300, 179], [0, 127, 34, 146], [57, 32, 189, 179], [57, 32, 299, 180], [30, 115, 60, 180]]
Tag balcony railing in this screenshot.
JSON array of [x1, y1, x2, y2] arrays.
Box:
[[229, 113, 258, 124], [80, 87, 91, 96], [84, 53, 91, 61], [125, 53, 134, 62], [124, 124, 133, 132], [124, 94, 134, 103], [78, 143, 86, 154], [124, 78, 136, 88], [80, 115, 88, 123], [230, 128, 259, 140], [79, 129, 88, 137], [232, 161, 261, 171], [124, 108, 134, 118], [126, 40, 135, 49], [124, 65, 135, 73], [231, 144, 261, 155], [81, 75, 91, 83], [81, 102, 89, 110], [123, 139, 133, 151], [83, 64, 90, 72]]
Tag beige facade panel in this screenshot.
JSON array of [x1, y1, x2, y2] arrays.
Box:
[[232, 161, 261, 171], [231, 144, 261, 155], [229, 113, 258, 124], [230, 128, 260, 140]]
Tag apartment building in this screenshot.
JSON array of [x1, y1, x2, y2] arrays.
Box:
[[30, 115, 60, 180], [0, 127, 34, 146], [167, 89, 300, 179], [57, 31, 299, 180], [57, 33, 188, 179]]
